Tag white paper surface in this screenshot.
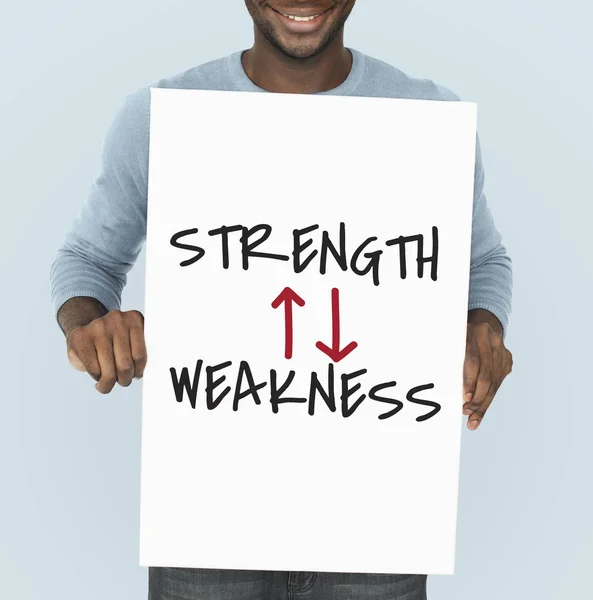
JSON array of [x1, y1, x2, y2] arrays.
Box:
[[139, 88, 477, 575]]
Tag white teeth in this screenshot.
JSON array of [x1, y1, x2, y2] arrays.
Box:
[[281, 12, 321, 21]]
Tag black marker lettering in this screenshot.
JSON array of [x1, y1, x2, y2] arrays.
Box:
[[369, 381, 404, 420], [351, 237, 383, 286], [169, 359, 203, 409], [208, 225, 243, 269], [233, 360, 266, 411], [308, 364, 336, 416], [270, 369, 307, 414], [320, 222, 348, 274], [406, 383, 441, 421], [341, 368, 368, 417], [241, 224, 290, 269], [170, 228, 205, 267], [293, 224, 319, 273], [206, 361, 232, 410]]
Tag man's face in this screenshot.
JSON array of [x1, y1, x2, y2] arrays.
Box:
[[244, 1, 357, 59]]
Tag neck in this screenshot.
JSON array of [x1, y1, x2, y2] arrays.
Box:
[[242, 31, 353, 94]]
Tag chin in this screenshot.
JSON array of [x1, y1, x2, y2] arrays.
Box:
[[269, 27, 343, 60], [277, 41, 328, 59]]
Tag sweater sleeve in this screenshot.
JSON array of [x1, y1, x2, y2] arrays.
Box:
[[467, 137, 513, 339], [49, 87, 151, 324], [436, 84, 513, 340]]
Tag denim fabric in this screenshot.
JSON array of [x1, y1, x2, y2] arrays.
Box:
[[148, 567, 427, 600]]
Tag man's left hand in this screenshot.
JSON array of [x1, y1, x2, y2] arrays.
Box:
[[463, 311, 513, 430]]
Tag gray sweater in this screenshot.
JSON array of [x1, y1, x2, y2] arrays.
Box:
[[49, 48, 513, 338]]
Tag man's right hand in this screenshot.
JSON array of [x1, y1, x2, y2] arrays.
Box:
[[65, 309, 147, 394]]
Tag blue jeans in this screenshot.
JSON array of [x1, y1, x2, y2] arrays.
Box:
[[148, 568, 428, 599]]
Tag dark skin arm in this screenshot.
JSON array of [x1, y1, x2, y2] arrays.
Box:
[[58, 296, 147, 394], [463, 308, 513, 430]]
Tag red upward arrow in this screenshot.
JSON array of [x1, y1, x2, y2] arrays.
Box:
[[316, 288, 358, 363], [271, 287, 306, 360]]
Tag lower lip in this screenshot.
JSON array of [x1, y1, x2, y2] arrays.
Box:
[[271, 7, 332, 32]]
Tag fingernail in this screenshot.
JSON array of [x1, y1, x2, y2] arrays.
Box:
[[468, 420, 480, 430], [462, 407, 472, 415], [465, 392, 473, 401]]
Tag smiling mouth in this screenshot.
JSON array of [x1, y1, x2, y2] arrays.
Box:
[[271, 6, 331, 22], [279, 11, 323, 21]]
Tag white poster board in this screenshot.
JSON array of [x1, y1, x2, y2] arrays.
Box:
[[140, 88, 477, 575]]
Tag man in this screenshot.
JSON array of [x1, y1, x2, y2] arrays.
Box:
[[50, 1, 514, 598]]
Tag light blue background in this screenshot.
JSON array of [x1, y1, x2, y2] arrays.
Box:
[[2, 1, 591, 598]]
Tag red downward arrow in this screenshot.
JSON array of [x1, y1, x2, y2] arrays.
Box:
[[316, 288, 358, 363], [271, 287, 306, 360]]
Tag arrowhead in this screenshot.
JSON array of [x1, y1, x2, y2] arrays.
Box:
[[271, 287, 306, 309], [315, 340, 358, 363]]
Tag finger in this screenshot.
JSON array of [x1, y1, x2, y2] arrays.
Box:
[[467, 346, 513, 428], [463, 331, 480, 408], [67, 342, 86, 372], [466, 349, 502, 430], [465, 328, 493, 413], [467, 383, 495, 429], [466, 332, 507, 429], [129, 321, 147, 379], [66, 328, 87, 371], [68, 330, 101, 382], [93, 334, 117, 394], [112, 327, 135, 387], [502, 347, 514, 378]]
